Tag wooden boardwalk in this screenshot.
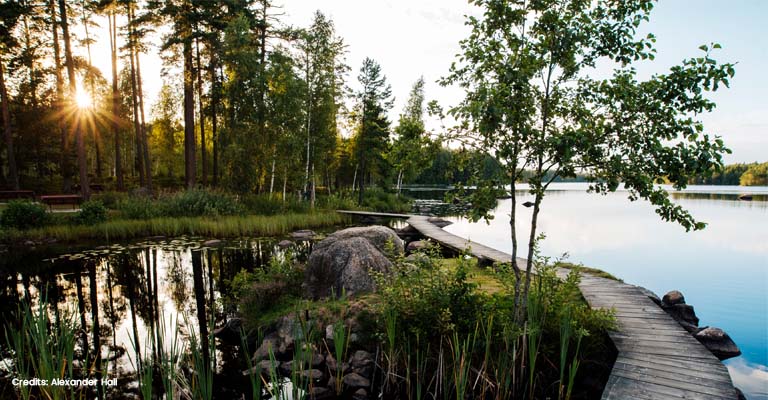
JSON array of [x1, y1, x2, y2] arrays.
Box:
[[339, 211, 740, 399]]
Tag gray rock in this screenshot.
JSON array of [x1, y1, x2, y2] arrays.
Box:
[[278, 239, 294, 248], [291, 230, 317, 241], [694, 327, 742, 361], [350, 350, 374, 378], [305, 231, 394, 299], [343, 372, 370, 390], [352, 388, 369, 400], [323, 225, 404, 254], [326, 354, 350, 375], [663, 303, 700, 332], [406, 240, 428, 253], [662, 290, 685, 306], [203, 239, 222, 247], [350, 350, 374, 368], [308, 386, 334, 400], [251, 334, 280, 363], [311, 353, 325, 368], [242, 359, 279, 376], [300, 369, 325, 383]]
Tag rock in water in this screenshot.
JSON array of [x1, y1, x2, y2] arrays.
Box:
[[660, 290, 700, 333], [662, 290, 686, 306], [203, 239, 223, 247], [291, 230, 317, 241], [278, 239, 294, 248], [694, 327, 742, 360], [304, 226, 401, 299]]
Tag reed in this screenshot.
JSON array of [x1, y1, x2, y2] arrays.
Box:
[[128, 333, 154, 400], [0, 211, 348, 242], [185, 313, 215, 400], [240, 327, 264, 400], [4, 299, 79, 400]]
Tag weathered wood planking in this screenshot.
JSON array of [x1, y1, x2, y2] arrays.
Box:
[[337, 211, 740, 399]]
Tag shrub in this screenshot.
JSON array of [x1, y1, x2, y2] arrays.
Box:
[[93, 191, 128, 209], [117, 196, 158, 219], [236, 251, 304, 322], [161, 189, 243, 217], [375, 247, 485, 340], [239, 193, 308, 215], [75, 200, 108, 225], [0, 200, 49, 230], [362, 188, 412, 213]]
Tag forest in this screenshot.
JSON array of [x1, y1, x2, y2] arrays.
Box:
[[0, 0, 468, 204]]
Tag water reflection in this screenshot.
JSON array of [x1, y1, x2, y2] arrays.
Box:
[[0, 236, 312, 398], [442, 184, 768, 399]]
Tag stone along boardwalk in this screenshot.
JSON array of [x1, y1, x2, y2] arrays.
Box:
[[338, 211, 741, 399]]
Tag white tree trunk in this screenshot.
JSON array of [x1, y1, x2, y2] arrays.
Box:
[[310, 163, 316, 209], [269, 154, 276, 197], [352, 164, 358, 194]]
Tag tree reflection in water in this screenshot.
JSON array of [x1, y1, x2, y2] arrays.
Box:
[[0, 236, 311, 398]]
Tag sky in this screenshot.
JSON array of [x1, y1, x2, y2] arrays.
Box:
[[86, 0, 766, 164]]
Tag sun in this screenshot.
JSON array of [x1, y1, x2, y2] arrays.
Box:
[[75, 90, 92, 109]]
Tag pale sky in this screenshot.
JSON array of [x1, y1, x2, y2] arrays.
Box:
[[86, 0, 766, 164]]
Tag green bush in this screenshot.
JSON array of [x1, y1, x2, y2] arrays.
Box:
[[375, 247, 485, 340], [93, 191, 128, 209], [117, 190, 244, 219], [75, 200, 108, 225], [236, 251, 304, 321], [0, 200, 49, 230], [117, 196, 158, 219], [239, 193, 308, 215], [362, 188, 412, 213], [161, 189, 244, 217]]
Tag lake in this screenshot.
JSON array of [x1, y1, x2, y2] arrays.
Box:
[[434, 183, 768, 399]]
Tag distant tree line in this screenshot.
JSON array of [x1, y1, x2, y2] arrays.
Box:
[[688, 162, 768, 186]]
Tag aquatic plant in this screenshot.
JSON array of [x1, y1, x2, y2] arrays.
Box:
[[4, 299, 78, 400]]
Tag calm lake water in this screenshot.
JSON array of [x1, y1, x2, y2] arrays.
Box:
[[436, 183, 768, 399], [0, 236, 315, 399]]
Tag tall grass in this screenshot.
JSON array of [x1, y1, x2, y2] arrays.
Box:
[[4, 299, 79, 400], [185, 313, 215, 400], [240, 327, 264, 400], [1, 212, 348, 242]]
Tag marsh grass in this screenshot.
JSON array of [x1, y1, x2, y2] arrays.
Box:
[[184, 313, 215, 400], [240, 327, 264, 399], [4, 299, 79, 400], [0, 212, 347, 242]]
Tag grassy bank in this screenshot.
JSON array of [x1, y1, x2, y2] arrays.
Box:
[[0, 212, 348, 243], [0, 188, 414, 243]]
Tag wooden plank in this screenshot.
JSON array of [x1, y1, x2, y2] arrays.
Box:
[[611, 368, 737, 398], [620, 352, 732, 376], [614, 359, 733, 385]]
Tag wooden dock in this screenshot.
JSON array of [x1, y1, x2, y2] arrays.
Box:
[[340, 211, 741, 399]]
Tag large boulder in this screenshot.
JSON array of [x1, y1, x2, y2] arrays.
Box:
[[694, 327, 742, 361], [320, 225, 404, 254], [305, 226, 401, 299]]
